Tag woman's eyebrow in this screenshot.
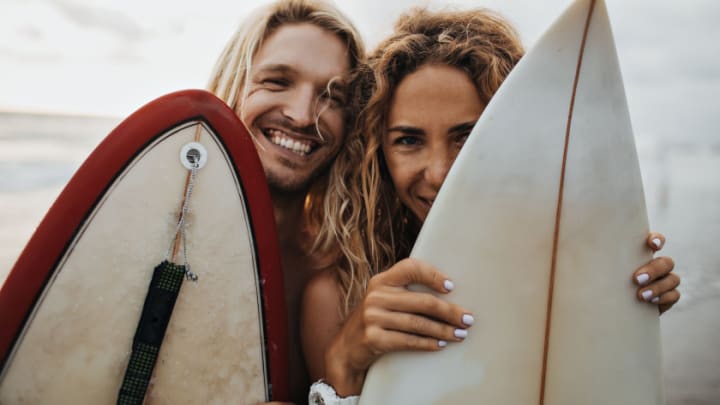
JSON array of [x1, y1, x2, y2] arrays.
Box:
[[387, 125, 425, 136], [448, 121, 477, 134]]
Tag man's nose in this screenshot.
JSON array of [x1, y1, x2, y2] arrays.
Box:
[[283, 85, 315, 128]]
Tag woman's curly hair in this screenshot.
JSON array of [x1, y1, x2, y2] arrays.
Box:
[[315, 7, 525, 316]]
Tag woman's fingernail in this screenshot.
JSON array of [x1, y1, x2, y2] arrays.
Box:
[[462, 314, 475, 326], [642, 290, 654, 301], [636, 273, 650, 286], [444, 280, 455, 291], [652, 238, 662, 248], [438, 340, 448, 348], [651, 297, 660, 304], [454, 329, 468, 339]]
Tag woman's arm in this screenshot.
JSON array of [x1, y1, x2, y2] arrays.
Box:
[[301, 233, 678, 400], [302, 258, 473, 397]]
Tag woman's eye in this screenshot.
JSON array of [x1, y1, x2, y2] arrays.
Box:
[[396, 136, 420, 146], [456, 131, 471, 145]]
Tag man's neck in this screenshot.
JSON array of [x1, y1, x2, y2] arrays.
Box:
[[270, 187, 307, 249]]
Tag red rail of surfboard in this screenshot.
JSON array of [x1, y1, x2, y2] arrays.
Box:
[[0, 90, 289, 401]]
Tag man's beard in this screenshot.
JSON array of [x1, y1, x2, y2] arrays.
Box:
[[264, 158, 328, 196]]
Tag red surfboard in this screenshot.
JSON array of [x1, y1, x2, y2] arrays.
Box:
[[0, 90, 288, 403]]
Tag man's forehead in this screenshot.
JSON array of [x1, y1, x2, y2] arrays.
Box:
[[252, 23, 350, 83]]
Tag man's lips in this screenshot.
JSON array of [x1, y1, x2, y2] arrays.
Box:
[[261, 127, 320, 157]]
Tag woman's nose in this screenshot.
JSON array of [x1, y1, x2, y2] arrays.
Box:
[[424, 151, 452, 191]]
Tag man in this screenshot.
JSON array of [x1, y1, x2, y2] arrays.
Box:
[[207, 0, 365, 402]]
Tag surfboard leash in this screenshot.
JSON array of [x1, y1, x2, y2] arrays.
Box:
[[117, 135, 206, 405]]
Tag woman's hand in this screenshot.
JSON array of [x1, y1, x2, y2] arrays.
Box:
[[633, 232, 680, 314], [324, 258, 473, 396]]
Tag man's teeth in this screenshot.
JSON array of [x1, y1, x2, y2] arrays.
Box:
[[267, 129, 312, 155]]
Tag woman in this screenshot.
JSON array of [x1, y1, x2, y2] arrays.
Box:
[[302, 7, 680, 400]]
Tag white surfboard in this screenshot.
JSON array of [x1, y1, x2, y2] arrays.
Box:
[[0, 91, 289, 403], [360, 0, 662, 404]]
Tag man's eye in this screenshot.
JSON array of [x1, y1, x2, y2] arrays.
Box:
[[262, 78, 289, 88], [320, 90, 345, 107]]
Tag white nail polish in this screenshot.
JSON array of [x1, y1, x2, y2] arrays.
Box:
[[651, 297, 660, 304], [444, 280, 455, 291], [454, 329, 468, 339], [462, 314, 475, 326], [636, 273, 650, 286], [438, 340, 448, 348], [642, 290, 653, 301], [652, 238, 662, 248]]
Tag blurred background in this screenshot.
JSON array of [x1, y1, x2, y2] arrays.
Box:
[[0, 0, 717, 403]]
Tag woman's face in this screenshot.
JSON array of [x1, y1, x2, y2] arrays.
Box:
[[383, 64, 485, 222]]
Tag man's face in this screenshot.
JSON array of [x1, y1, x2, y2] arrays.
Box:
[[239, 23, 350, 193]]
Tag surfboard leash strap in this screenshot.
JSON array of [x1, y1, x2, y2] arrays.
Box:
[[117, 146, 205, 404], [117, 261, 186, 405]]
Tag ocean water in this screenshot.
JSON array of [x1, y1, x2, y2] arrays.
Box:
[[0, 112, 718, 403]]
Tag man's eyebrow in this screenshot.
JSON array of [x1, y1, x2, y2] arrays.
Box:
[[386, 125, 425, 136], [253, 63, 297, 75], [448, 121, 477, 134]]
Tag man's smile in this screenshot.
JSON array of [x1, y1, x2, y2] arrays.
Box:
[[262, 127, 320, 157]]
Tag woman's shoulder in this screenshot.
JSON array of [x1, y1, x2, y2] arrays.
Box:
[[303, 267, 344, 309]]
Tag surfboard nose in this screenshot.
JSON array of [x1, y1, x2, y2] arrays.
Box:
[[360, 0, 663, 404]]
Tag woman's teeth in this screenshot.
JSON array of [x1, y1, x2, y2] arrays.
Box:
[[267, 129, 312, 156]]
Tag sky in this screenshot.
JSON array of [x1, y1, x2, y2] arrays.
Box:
[[0, 0, 718, 144]]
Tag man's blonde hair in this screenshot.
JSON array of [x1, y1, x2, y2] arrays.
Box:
[[207, 0, 364, 113], [208, 0, 365, 256]]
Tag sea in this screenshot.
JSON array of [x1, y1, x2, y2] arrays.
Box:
[[0, 111, 718, 403]]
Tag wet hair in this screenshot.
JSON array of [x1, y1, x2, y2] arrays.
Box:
[[316, 7, 524, 315], [207, 0, 365, 240], [207, 0, 364, 111]]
